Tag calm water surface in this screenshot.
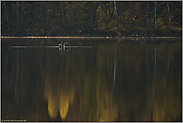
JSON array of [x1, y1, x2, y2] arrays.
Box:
[[1, 38, 182, 121]]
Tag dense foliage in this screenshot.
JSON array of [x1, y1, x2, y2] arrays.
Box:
[[1, 1, 182, 36]]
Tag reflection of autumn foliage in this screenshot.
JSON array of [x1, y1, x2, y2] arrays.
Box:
[[44, 79, 75, 120], [59, 92, 74, 120], [93, 41, 182, 122], [1, 39, 181, 121], [47, 94, 58, 118], [149, 42, 182, 121], [152, 77, 181, 121], [43, 49, 79, 120], [82, 72, 118, 122], [44, 80, 74, 120], [82, 43, 118, 121], [95, 79, 118, 122]]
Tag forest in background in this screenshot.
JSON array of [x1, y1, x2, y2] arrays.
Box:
[[1, 1, 182, 37]]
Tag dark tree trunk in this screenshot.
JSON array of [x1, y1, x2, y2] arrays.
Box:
[[154, 2, 157, 29], [104, 4, 107, 26], [60, 2, 66, 30], [3, 2, 10, 30], [128, 2, 131, 27], [17, 2, 19, 31], [121, 3, 124, 27], [91, 2, 93, 29], [167, 2, 171, 30], [147, 2, 149, 29]]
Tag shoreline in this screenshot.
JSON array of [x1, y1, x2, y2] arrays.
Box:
[[1, 36, 182, 39]]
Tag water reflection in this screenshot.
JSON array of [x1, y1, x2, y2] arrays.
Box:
[[43, 48, 76, 120], [1, 39, 182, 121]]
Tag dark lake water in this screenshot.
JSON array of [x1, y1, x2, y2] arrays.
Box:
[[1, 38, 182, 122]]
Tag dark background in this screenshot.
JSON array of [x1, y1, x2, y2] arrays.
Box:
[[1, 1, 182, 37]]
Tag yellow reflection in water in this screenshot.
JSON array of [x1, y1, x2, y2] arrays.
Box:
[[48, 97, 58, 119], [153, 97, 181, 121], [44, 78, 74, 120], [95, 78, 118, 121], [152, 83, 181, 121], [59, 91, 74, 120], [59, 98, 69, 120], [96, 92, 117, 122]]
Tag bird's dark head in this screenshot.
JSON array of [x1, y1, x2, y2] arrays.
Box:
[[61, 41, 64, 44]]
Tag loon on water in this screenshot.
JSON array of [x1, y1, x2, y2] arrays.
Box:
[[59, 41, 65, 50]]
